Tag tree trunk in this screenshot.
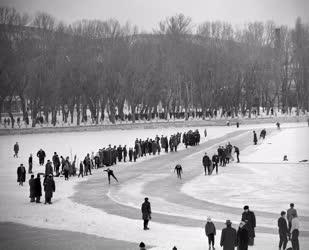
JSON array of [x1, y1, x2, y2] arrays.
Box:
[[76, 97, 81, 126]]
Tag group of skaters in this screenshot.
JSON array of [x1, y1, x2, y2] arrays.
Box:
[[139, 201, 300, 250], [201, 142, 240, 176], [253, 128, 267, 145]]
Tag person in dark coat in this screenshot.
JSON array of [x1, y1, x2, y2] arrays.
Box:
[[44, 174, 55, 204], [212, 154, 219, 174], [78, 162, 84, 178], [241, 205, 256, 245], [37, 149, 46, 166], [129, 147, 133, 162], [234, 146, 240, 163], [202, 153, 211, 175], [205, 217, 216, 249], [220, 220, 237, 250], [45, 160, 53, 177], [13, 142, 19, 158], [123, 145, 127, 162], [287, 203, 298, 232], [253, 131, 257, 145], [34, 174, 42, 203], [52, 152, 60, 176], [278, 211, 289, 250], [17, 164, 26, 186], [237, 221, 249, 250], [174, 164, 183, 179], [117, 145, 123, 162], [141, 197, 151, 230], [29, 174, 35, 202], [28, 154, 33, 174], [104, 168, 118, 184], [139, 242, 146, 250]]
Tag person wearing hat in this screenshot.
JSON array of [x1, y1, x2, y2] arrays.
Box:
[[17, 163, 26, 186], [278, 211, 288, 250], [141, 197, 151, 230], [241, 205, 256, 245], [220, 220, 237, 250], [237, 221, 249, 250], [205, 217, 216, 249], [43, 174, 55, 204], [287, 203, 298, 232], [29, 174, 35, 202], [139, 242, 146, 250]]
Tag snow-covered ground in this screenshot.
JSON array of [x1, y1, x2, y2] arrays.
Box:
[[0, 122, 308, 249]]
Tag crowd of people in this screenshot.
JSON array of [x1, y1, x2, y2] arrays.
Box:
[[13, 124, 302, 249]]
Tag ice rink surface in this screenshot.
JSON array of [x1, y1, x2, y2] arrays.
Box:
[[0, 122, 308, 249]]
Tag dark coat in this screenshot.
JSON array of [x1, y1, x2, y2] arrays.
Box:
[[37, 150, 46, 160], [237, 227, 249, 250], [141, 201, 151, 220], [14, 143, 19, 152], [45, 162, 53, 176], [44, 177, 55, 198], [241, 211, 256, 238], [205, 222, 216, 236], [17, 166, 26, 182], [29, 178, 35, 198], [202, 155, 211, 167], [220, 226, 237, 250], [34, 177, 42, 197], [278, 217, 288, 236]]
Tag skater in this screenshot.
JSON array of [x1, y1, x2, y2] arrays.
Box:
[[63, 157, 70, 180], [287, 203, 297, 231], [129, 147, 133, 162], [141, 197, 151, 230], [278, 211, 288, 250], [13, 142, 19, 158], [37, 148, 46, 166], [117, 145, 123, 162], [17, 164, 26, 186], [29, 174, 35, 202], [78, 162, 84, 178], [34, 174, 42, 203], [204, 128, 207, 138], [276, 122, 281, 129], [234, 146, 240, 163], [212, 154, 219, 174], [290, 213, 300, 250], [28, 154, 33, 174], [260, 129, 266, 139], [253, 131, 257, 145], [44, 174, 55, 204], [241, 205, 256, 246], [237, 221, 249, 250], [205, 217, 216, 250], [220, 220, 237, 250], [236, 122, 239, 128], [104, 168, 118, 184], [174, 164, 183, 179], [203, 153, 212, 175]]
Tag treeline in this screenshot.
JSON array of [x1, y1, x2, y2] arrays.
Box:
[[0, 7, 308, 127]]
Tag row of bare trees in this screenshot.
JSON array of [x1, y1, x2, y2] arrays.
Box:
[[0, 7, 308, 127]]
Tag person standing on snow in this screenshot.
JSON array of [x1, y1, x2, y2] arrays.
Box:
[[174, 164, 183, 179], [220, 220, 237, 250], [17, 164, 26, 186], [37, 148, 46, 166], [234, 146, 240, 163], [43, 174, 55, 204], [253, 131, 258, 145], [241, 205, 256, 246], [278, 211, 289, 250], [290, 213, 300, 250], [13, 142, 19, 158], [203, 153, 212, 175], [141, 197, 151, 230], [237, 221, 249, 250], [287, 203, 298, 231], [28, 154, 33, 174], [205, 217, 216, 250], [29, 174, 35, 202]]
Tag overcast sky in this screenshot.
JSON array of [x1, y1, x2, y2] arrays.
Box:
[[1, 0, 308, 31]]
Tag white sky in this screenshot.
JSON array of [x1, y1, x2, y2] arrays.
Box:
[[1, 0, 308, 31]]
